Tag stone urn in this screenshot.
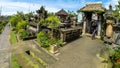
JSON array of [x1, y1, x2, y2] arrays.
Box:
[[106, 20, 113, 38]]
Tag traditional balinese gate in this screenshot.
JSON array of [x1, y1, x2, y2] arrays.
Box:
[[77, 2, 106, 38]]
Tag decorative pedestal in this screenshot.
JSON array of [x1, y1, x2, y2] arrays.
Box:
[[50, 44, 59, 54]]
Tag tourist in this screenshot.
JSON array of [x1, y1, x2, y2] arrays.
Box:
[[92, 29, 97, 40], [91, 20, 97, 40]]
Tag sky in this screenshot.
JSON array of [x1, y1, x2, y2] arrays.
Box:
[[0, 0, 119, 15]]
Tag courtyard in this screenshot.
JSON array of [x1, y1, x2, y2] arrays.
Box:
[[49, 36, 105, 68], [0, 0, 120, 68]]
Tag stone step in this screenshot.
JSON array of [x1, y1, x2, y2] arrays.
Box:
[[30, 47, 57, 65]]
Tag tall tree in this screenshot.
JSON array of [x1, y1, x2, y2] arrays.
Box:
[[9, 12, 25, 27], [25, 12, 34, 21], [36, 6, 47, 20], [16, 20, 28, 30], [113, 0, 120, 19]]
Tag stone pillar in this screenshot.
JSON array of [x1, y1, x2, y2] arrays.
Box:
[[61, 32, 66, 42], [117, 18, 119, 24], [97, 15, 101, 37], [64, 33, 66, 42], [82, 21, 86, 35], [37, 24, 39, 33]]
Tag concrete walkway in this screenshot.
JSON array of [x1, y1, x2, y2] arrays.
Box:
[[49, 36, 105, 68], [0, 24, 11, 68]]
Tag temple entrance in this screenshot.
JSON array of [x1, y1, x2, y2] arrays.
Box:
[[85, 12, 98, 34], [77, 2, 106, 38], [85, 12, 92, 33]]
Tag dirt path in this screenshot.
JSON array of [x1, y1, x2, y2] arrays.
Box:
[[49, 36, 105, 68]]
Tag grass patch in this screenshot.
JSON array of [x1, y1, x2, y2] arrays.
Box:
[[11, 55, 21, 68], [30, 51, 47, 67], [10, 31, 17, 44], [21, 53, 39, 68], [11, 31, 19, 68]]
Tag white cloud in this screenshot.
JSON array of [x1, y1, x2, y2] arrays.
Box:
[[1, 11, 17, 15], [0, 0, 99, 15], [0, 1, 60, 15]]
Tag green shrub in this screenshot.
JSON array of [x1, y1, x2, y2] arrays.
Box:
[[18, 29, 29, 39], [114, 63, 120, 68], [12, 55, 21, 68], [56, 40, 63, 47], [37, 31, 51, 50], [16, 20, 28, 31], [0, 22, 7, 33], [114, 52, 120, 60], [10, 31, 17, 44]]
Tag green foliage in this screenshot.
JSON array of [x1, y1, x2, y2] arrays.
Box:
[[114, 51, 120, 60], [113, 0, 120, 19], [56, 40, 63, 47], [47, 12, 54, 17], [18, 29, 29, 39], [37, 31, 47, 39], [16, 20, 28, 31], [0, 21, 7, 34], [39, 13, 60, 29], [12, 55, 20, 68], [37, 31, 63, 50], [39, 18, 46, 26], [45, 15, 60, 28], [110, 47, 120, 67], [21, 53, 39, 68], [25, 12, 34, 20], [37, 31, 51, 50], [30, 51, 47, 67], [114, 63, 120, 68], [0, 23, 4, 33], [9, 12, 25, 27], [68, 10, 77, 17], [108, 45, 116, 56], [49, 37, 56, 45], [10, 31, 17, 44], [36, 6, 47, 19], [0, 16, 10, 22], [9, 15, 18, 27]]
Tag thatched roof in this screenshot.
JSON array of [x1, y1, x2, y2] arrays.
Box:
[[77, 2, 106, 12], [56, 9, 68, 16]]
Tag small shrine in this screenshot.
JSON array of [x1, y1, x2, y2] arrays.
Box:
[[56, 9, 68, 23], [104, 5, 120, 45], [77, 2, 106, 38], [56, 9, 82, 42]]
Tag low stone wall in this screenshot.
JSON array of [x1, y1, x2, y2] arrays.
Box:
[[31, 41, 58, 65], [22, 36, 36, 40]]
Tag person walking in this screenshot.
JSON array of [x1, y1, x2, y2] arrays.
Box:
[[92, 29, 97, 40], [91, 20, 97, 40]]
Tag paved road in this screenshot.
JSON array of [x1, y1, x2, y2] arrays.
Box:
[[0, 24, 11, 68], [49, 36, 104, 68]]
